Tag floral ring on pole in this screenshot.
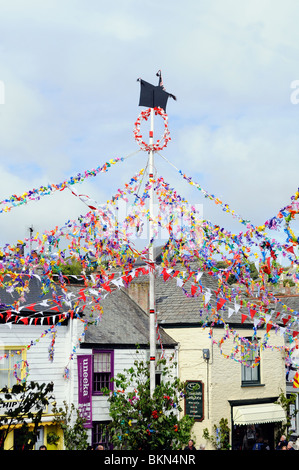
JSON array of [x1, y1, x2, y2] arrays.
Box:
[[133, 107, 171, 152]]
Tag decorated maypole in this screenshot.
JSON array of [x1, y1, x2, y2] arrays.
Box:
[[148, 108, 156, 398], [136, 71, 176, 396]]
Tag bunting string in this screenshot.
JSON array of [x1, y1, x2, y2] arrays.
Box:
[[0, 153, 298, 387], [0, 153, 140, 214]]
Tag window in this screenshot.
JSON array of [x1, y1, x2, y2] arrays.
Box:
[[34, 427, 45, 450], [93, 350, 113, 394], [155, 355, 165, 386], [241, 338, 260, 386], [92, 421, 111, 449], [146, 350, 167, 386], [0, 347, 26, 389]]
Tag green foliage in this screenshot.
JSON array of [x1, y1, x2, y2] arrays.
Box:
[[106, 354, 194, 450], [203, 418, 231, 450], [216, 261, 258, 285], [0, 381, 54, 450], [275, 391, 298, 440], [47, 431, 60, 447], [52, 257, 83, 275], [52, 400, 89, 450]]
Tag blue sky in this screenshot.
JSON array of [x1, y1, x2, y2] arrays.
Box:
[[0, 0, 298, 254]]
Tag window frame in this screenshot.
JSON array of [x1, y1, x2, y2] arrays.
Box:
[[0, 346, 27, 390], [92, 420, 112, 449], [92, 349, 114, 395], [146, 350, 168, 386], [241, 338, 261, 386]]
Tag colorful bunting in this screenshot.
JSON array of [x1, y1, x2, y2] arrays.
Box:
[[0, 145, 298, 380]]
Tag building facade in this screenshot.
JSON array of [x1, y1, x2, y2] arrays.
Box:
[[127, 265, 288, 450], [0, 263, 294, 450], [75, 284, 177, 449]]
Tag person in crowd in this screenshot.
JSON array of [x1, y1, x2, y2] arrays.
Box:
[[95, 444, 104, 450], [244, 425, 256, 450], [262, 439, 270, 451], [252, 437, 265, 450], [184, 439, 196, 451], [287, 441, 295, 450], [276, 435, 287, 450]]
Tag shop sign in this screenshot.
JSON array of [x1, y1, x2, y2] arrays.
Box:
[[77, 355, 93, 428], [185, 380, 204, 422]]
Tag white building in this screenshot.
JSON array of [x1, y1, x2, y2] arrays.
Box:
[[0, 274, 177, 450]]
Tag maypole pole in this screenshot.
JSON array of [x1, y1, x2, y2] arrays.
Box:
[[148, 107, 156, 398], [136, 71, 176, 398]]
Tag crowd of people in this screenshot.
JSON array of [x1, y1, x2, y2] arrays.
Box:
[[275, 435, 297, 451], [232, 424, 299, 451], [85, 439, 205, 451], [184, 439, 205, 451], [38, 435, 298, 450], [85, 436, 299, 451]]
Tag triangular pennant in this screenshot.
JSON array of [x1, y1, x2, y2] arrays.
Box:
[[282, 315, 291, 325], [250, 309, 256, 319], [228, 307, 234, 318], [102, 283, 111, 292], [26, 304, 37, 311], [253, 317, 260, 328], [191, 285, 198, 296], [264, 314, 272, 324], [204, 291, 212, 306], [235, 302, 241, 313], [162, 268, 171, 281], [279, 326, 286, 336], [217, 298, 226, 311]]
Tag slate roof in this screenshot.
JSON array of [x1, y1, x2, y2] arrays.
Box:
[[82, 286, 177, 348], [0, 274, 72, 324], [0, 272, 177, 347], [156, 271, 214, 325], [153, 261, 299, 333], [0, 275, 67, 310]]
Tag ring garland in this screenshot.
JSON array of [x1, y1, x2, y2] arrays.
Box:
[[133, 107, 171, 152]]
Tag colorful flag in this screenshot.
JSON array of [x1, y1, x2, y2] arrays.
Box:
[[293, 371, 299, 388]]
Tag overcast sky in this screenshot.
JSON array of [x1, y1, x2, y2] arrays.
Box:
[[0, 0, 298, 255]]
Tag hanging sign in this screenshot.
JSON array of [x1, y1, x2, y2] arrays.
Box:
[[185, 380, 204, 422], [77, 355, 93, 428]]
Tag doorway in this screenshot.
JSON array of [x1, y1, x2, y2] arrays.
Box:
[[232, 422, 275, 450]]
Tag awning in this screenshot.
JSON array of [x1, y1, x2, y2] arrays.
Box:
[[233, 403, 286, 425]]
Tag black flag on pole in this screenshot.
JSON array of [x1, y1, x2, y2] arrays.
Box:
[[137, 70, 176, 112]]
